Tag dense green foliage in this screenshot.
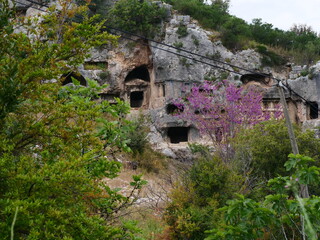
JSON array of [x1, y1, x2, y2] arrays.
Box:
[[163, 0, 320, 65], [126, 114, 168, 173], [255, 44, 287, 67], [164, 0, 229, 30], [107, 0, 167, 37], [233, 120, 320, 181], [4, 0, 320, 239], [206, 154, 320, 240], [0, 1, 146, 239], [164, 152, 243, 239], [164, 120, 320, 239]]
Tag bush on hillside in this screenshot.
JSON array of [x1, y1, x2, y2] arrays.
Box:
[[107, 0, 167, 38], [164, 154, 243, 239], [233, 120, 320, 196]]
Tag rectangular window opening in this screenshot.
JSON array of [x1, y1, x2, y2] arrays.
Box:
[[130, 91, 144, 108], [168, 127, 189, 144], [310, 102, 318, 119], [162, 84, 166, 97]]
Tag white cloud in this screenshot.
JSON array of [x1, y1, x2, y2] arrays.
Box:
[[229, 0, 320, 33]]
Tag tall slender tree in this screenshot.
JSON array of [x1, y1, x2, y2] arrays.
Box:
[[0, 1, 145, 239]]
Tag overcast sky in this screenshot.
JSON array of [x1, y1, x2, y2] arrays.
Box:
[[228, 0, 320, 33]]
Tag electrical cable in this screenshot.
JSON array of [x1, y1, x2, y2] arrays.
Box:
[[101, 30, 320, 114], [14, 0, 47, 12], [106, 25, 272, 79], [108, 28, 274, 85], [24, 0, 49, 8], [14, 0, 282, 80], [12, 0, 320, 113], [117, 34, 242, 76], [22, 0, 275, 80], [108, 26, 319, 112]]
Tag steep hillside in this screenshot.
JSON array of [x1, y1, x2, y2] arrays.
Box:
[[5, 0, 320, 239], [65, 0, 320, 159]]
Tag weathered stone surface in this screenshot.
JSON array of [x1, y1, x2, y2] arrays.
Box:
[[25, 7, 43, 17], [161, 148, 177, 159], [76, 11, 282, 156], [7, 0, 320, 169], [288, 77, 318, 102], [15, 0, 32, 10], [21, 1, 320, 157], [230, 49, 261, 72]]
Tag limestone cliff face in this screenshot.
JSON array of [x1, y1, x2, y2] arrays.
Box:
[[76, 10, 268, 155], [21, 2, 320, 158], [77, 9, 320, 157]]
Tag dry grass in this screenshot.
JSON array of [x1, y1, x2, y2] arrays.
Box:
[[103, 159, 185, 239]]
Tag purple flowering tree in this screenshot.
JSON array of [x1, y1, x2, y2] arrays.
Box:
[[174, 81, 271, 145]]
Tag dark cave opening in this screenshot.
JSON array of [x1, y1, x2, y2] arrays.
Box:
[[166, 103, 184, 114], [130, 91, 144, 108], [167, 127, 189, 144], [309, 102, 319, 119], [240, 73, 270, 85], [125, 65, 150, 82]]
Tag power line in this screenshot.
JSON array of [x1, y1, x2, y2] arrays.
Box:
[[117, 34, 242, 76], [14, 1, 281, 80], [104, 26, 319, 112], [106, 25, 272, 79], [108, 28, 275, 86], [21, 0, 273, 79], [13, 1, 270, 86], [11, 0, 320, 113], [108, 27, 318, 109], [14, 0, 47, 12], [24, 0, 49, 8], [107, 31, 320, 114]]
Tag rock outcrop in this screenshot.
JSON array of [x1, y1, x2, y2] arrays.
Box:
[[20, 1, 320, 160]]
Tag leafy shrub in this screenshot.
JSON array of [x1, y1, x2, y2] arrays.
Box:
[[84, 62, 106, 70], [126, 114, 149, 156], [206, 154, 320, 240], [164, 0, 320, 62], [206, 51, 221, 60], [220, 16, 251, 50], [173, 41, 183, 49], [256, 44, 287, 67], [126, 114, 167, 173], [107, 0, 167, 38], [98, 71, 110, 80], [233, 120, 320, 194], [163, 0, 229, 30], [164, 155, 243, 239], [192, 35, 200, 46], [176, 24, 188, 38], [219, 71, 229, 80], [0, 2, 146, 238], [204, 74, 217, 82], [188, 143, 211, 157], [131, 146, 168, 173], [300, 69, 309, 77], [189, 157, 243, 206], [180, 57, 191, 68]]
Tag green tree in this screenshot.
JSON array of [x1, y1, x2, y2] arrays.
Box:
[[206, 154, 320, 240], [250, 18, 275, 45], [164, 153, 243, 240], [163, 0, 230, 30], [233, 120, 320, 192], [0, 1, 145, 239], [221, 16, 251, 50], [107, 0, 167, 37]]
